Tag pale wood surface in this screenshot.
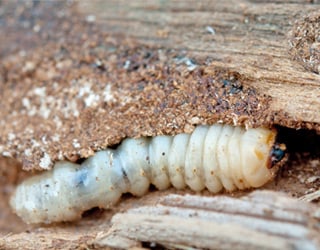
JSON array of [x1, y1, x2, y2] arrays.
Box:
[[78, 0, 320, 128], [95, 191, 320, 250]]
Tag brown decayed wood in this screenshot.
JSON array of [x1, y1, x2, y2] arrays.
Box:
[[0, 0, 319, 171], [289, 9, 320, 74]]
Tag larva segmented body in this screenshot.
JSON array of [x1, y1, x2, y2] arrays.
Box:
[[10, 124, 286, 224]]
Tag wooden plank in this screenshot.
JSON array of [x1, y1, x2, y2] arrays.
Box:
[[95, 191, 320, 250]]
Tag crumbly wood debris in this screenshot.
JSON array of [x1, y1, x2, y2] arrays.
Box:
[[0, 1, 275, 170], [289, 10, 320, 74], [1, 1, 320, 170], [0, 1, 320, 170]]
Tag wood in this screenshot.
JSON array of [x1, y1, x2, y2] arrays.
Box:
[[1, 0, 320, 170], [78, 0, 320, 129], [95, 191, 320, 250], [0, 1, 319, 249], [299, 189, 320, 202]]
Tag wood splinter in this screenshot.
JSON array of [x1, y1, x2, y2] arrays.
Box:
[[95, 191, 320, 250]]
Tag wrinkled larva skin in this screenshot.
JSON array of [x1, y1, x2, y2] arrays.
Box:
[[10, 124, 284, 224]]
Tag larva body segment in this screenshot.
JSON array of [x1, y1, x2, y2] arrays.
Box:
[[228, 126, 247, 190], [149, 136, 172, 190], [167, 133, 189, 189], [10, 124, 285, 224], [217, 125, 237, 191], [203, 125, 223, 192], [116, 138, 150, 196], [185, 125, 208, 191], [241, 128, 275, 187]]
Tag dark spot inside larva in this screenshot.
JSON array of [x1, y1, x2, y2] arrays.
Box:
[[239, 179, 243, 183], [162, 152, 165, 156], [146, 156, 150, 164], [45, 184, 50, 188], [75, 168, 88, 188], [121, 166, 128, 178], [210, 170, 215, 175], [189, 212, 198, 217]]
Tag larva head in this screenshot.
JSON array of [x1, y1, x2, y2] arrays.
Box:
[[270, 143, 287, 168], [241, 127, 286, 188]]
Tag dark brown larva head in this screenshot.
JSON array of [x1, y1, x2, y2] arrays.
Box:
[[269, 143, 287, 169]]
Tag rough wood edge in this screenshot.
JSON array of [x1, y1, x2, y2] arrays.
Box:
[[95, 191, 320, 250]]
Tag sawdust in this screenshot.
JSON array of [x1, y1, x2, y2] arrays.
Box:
[[0, 1, 275, 170], [289, 9, 320, 74]]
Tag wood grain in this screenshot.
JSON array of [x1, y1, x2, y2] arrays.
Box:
[[78, 0, 320, 128], [95, 191, 320, 250], [1, 0, 320, 170]]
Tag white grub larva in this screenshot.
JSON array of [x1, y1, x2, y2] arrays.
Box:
[[10, 124, 286, 224]]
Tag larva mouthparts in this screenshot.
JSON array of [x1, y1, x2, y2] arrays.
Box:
[[10, 124, 286, 224]]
